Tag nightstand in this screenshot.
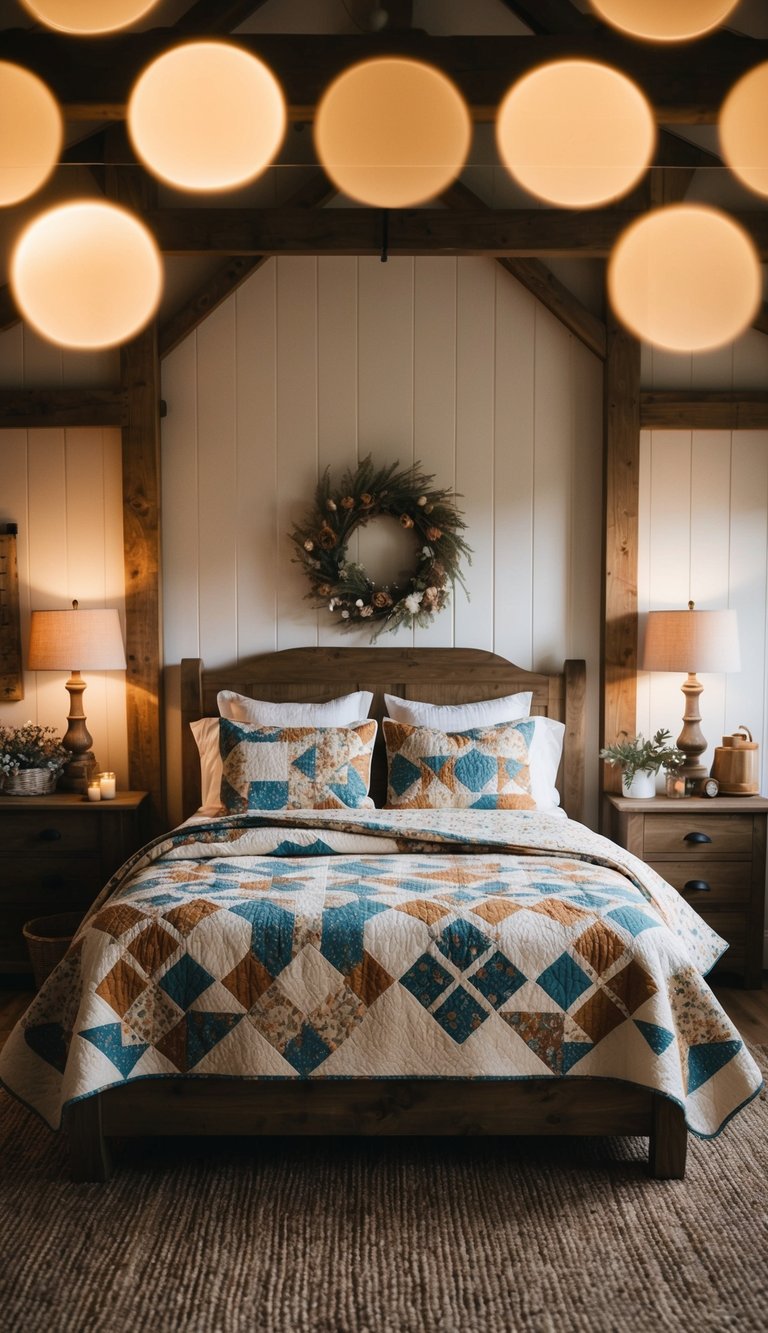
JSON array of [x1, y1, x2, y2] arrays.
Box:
[[605, 794, 768, 988], [0, 791, 151, 977]]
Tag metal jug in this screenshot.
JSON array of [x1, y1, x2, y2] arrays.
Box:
[[710, 726, 760, 795]]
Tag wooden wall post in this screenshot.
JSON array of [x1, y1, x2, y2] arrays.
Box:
[[121, 328, 164, 827], [601, 314, 641, 824]]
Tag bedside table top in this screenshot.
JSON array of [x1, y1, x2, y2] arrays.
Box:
[[0, 791, 149, 811], [605, 793, 768, 813]]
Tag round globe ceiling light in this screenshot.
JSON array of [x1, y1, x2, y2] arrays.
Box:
[[588, 0, 738, 42], [0, 63, 62, 207], [314, 57, 471, 208], [20, 0, 160, 34], [720, 63, 768, 198], [127, 42, 286, 193], [607, 205, 761, 353], [10, 201, 163, 350], [496, 60, 655, 209]]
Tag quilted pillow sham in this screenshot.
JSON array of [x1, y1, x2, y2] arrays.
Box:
[[219, 717, 377, 813], [383, 716, 564, 810]]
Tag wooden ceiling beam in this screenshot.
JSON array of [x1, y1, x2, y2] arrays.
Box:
[[144, 206, 768, 259], [640, 390, 768, 430], [4, 31, 764, 124]]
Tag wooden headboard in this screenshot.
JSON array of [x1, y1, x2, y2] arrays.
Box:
[[180, 648, 586, 824]]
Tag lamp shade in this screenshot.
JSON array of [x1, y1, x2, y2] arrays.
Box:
[[641, 607, 740, 675], [28, 607, 126, 672]]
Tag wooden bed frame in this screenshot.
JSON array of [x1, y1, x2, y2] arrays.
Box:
[[66, 647, 687, 1181]]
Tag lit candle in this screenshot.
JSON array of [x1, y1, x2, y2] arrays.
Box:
[[87, 781, 102, 802], [99, 771, 116, 799]]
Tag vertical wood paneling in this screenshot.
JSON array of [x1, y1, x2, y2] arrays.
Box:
[[0, 430, 30, 721], [197, 301, 238, 665], [275, 256, 319, 649], [317, 257, 360, 648], [413, 257, 457, 648], [646, 431, 692, 761], [236, 261, 279, 656], [532, 306, 571, 670], [161, 335, 200, 666], [455, 258, 495, 650], [493, 269, 535, 666], [570, 337, 603, 822], [728, 435, 768, 767]]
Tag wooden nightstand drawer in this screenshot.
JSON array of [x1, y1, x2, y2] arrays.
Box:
[[647, 860, 750, 907], [642, 813, 753, 858], [0, 857, 104, 899], [0, 809, 100, 854]]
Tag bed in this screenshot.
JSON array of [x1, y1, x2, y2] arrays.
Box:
[[0, 647, 761, 1181]]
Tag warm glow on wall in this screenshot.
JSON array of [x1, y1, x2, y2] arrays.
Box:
[[20, 0, 160, 34], [588, 0, 738, 42], [0, 63, 62, 207], [314, 57, 471, 208], [719, 63, 768, 198], [127, 42, 286, 193], [607, 205, 761, 352], [496, 60, 655, 208], [10, 201, 163, 350]]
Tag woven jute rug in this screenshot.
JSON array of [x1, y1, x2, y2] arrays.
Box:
[[1, 1052, 766, 1333]]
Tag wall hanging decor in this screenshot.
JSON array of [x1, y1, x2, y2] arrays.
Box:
[[290, 455, 471, 637]]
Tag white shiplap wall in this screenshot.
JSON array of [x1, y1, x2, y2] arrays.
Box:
[[0, 326, 128, 785], [161, 256, 604, 827]]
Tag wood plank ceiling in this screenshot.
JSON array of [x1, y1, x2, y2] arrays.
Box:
[[0, 0, 766, 825]]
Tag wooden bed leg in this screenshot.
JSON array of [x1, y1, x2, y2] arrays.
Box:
[[66, 1095, 112, 1182], [649, 1096, 687, 1180]]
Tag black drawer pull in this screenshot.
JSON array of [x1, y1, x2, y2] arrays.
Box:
[[37, 827, 62, 842], [684, 879, 712, 893], [683, 831, 712, 845]]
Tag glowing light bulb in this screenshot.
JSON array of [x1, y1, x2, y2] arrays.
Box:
[[0, 63, 62, 207], [20, 0, 161, 35]]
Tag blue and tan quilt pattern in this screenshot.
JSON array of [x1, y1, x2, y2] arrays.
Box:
[[0, 809, 761, 1135]]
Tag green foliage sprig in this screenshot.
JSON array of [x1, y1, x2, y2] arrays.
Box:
[[0, 721, 68, 779], [599, 729, 685, 783], [290, 455, 472, 636]]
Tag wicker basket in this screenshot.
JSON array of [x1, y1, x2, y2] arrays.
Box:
[[3, 767, 58, 796], [22, 912, 84, 989]]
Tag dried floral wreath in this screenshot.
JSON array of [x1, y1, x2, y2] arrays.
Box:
[[290, 455, 472, 635]]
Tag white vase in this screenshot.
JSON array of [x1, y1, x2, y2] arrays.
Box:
[[621, 770, 657, 799]]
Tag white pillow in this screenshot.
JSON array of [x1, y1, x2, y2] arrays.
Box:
[[189, 717, 223, 811], [217, 689, 374, 725], [384, 690, 532, 731], [525, 715, 566, 810]]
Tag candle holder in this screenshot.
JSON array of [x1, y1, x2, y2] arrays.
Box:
[[86, 780, 102, 802], [98, 771, 116, 799]]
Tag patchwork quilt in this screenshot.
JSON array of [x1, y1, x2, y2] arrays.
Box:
[[0, 808, 762, 1136]]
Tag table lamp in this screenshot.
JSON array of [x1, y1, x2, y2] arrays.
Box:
[[27, 600, 127, 792], [641, 601, 741, 782]]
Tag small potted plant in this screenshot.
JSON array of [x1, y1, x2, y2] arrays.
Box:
[[0, 721, 69, 796], [599, 729, 685, 798]]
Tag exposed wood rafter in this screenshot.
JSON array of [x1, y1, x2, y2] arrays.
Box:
[[499, 0, 596, 34], [0, 388, 126, 428], [174, 1, 271, 34], [442, 182, 606, 360]]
